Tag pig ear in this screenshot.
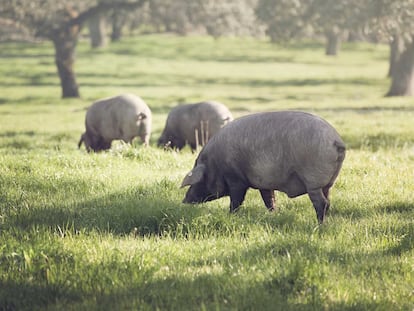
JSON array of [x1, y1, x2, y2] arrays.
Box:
[[181, 164, 206, 188], [137, 112, 146, 121]]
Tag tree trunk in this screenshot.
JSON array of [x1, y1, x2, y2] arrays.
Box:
[[347, 28, 365, 42], [388, 35, 404, 78], [325, 28, 341, 56], [386, 36, 414, 97], [110, 10, 126, 42], [52, 24, 80, 98], [88, 12, 107, 48]]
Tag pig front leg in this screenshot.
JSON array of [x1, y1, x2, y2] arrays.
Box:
[[259, 189, 275, 211], [228, 183, 248, 213], [140, 134, 150, 146]]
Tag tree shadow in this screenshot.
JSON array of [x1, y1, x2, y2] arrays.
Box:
[[327, 205, 370, 222], [0, 130, 37, 138], [379, 202, 414, 255], [0, 280, 81, 311], [342, 132, 414, 151], [3, 187, 300, 239], [330, 200, 414, 256], [0, 130, 65, 150], [0, 53, 52, 59], [1, 168, 311, 239], [0, 96, 66, 106], [0, 66, 385, 89], [3, 189, 193, 237], [1, 233, 405, 310], [379, 202, 414, 215], [1, 171, 412, 310], [296, 105, 414, 114], [0, 269, 402, 311], [329, 198, 414, 219], [0, 131, 38, 150]]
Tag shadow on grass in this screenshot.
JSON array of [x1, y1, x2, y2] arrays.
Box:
[[0, 52, 52, 59], [1, 173, 411, 310], [77, 76, 386, 89], [0, 275, 402, 311], [0, 244, 405, 311], [0, 280, 81, 311], [0, 95, 67, 107], [0, 274, 293, 311], [297, 105, 414, 114], [380, 202, 414, 255], [2, 158, 412, 237], [109, 45, 296, 64], [0, 68, 385, 89], [4, 194, 189, 237], [329, 199, 414, 219], [0, 130, 37, 137], [0, 131, 40, 150], [341, 132, 414, 151], [3, 194, 298, 239], [2, 170, 306, 239], [330, 200, 414, 256], [387, 230, 414, 256], [0, 130, 75, 150], [379, 202, 414, 215]]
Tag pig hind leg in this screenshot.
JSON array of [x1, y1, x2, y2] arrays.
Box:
[[259, 189, 275, 211], [308, 188, 330, 224], [322, 185, 331, 213]]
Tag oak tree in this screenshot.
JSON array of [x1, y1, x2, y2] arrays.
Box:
[[0, 0, 147, 98]]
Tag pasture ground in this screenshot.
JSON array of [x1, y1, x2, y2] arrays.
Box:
[[0, 35, 413, 310]]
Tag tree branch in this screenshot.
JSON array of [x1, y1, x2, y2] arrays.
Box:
[[69, 0, 148, 27]]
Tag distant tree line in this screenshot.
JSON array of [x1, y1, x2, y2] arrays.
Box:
[[1, 0, 413, 97]]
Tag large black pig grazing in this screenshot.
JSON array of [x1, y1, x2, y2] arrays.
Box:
[[181, 111, 346, 224]]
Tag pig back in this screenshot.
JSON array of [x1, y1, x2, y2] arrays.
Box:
[[196, 101, 233, 140], [202, 111, 345, 195], [87, 94, 151, 141], [180, 101, 233, 144]]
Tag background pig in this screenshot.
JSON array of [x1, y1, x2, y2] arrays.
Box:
[[158, 101, 233, 151], [78, 93, 152, 152], [181, 111, 346, 224]]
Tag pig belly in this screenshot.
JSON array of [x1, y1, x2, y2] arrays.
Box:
[[278, 172, 307, 198], [251, 170, 307, 198]]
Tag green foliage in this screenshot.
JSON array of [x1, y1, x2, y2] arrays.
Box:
[[256, 0, 371, 41], [0, 35, 413, 310]]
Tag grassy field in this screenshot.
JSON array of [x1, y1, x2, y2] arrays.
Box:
[[0, 35, 413, 310]]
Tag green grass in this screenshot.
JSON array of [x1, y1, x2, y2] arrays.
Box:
[[0, 34, 413, 310]]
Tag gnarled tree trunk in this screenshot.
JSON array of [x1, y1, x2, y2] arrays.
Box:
[[387, 35, 404, 78], [325, 27, 341, 56], [110, 10, 126, 42], [51, 8, 81, 98], [386, 36, 414, 97]]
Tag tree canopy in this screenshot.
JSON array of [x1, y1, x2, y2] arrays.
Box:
[[0, 0, 148, 98], [1, 0, 414, 96]]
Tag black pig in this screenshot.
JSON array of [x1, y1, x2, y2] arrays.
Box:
[[181, 111, 346, 224]]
